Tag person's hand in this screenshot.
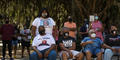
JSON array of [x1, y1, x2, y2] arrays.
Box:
[[44, 51, 49, 58], [38, 53, 42, 59], [68, 51, 73, 59], [96, 28, 101, 32], [87, 41, 94, 44]]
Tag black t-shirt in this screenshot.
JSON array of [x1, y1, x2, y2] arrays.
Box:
[[80, 25, 88, 39], [58, 36, 75, 50], [105, 34, 120, 46]]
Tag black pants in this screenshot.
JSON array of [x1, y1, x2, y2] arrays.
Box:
[[2, 40, 12, 58]]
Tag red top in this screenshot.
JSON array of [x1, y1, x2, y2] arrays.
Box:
[[0, 24, 15, 40]]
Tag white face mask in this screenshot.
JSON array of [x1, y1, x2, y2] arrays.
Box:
[[95, 16, 98, 20], [42, 13, 47, 17], [91, 33, 96, 38]]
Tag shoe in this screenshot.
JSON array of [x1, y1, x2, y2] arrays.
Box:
[[1, 57, 5, 60], [10, 58, 14, 60]]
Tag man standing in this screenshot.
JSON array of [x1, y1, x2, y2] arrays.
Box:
[[64, 16, 76, 39], [30, 26, 57, 60], [79, 19, 89, 39], [0, 17, 15, 60]]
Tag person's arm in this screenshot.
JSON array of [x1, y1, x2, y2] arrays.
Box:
[[69, 28, 76, 31], [32, 46, 42, 58], [59, 43, 73, 58], [68, 42, 76, 50], [79, 32, 88, 35], [32, 26, 36, 37], [81, 41, 93, 47], [59, 43, 70, 52], [52, 26, 56, 38], [44, 44, 56, 57], [102, 44, 115, 51]]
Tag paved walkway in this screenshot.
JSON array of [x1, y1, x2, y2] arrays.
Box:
[[0, 40, 31, 60]]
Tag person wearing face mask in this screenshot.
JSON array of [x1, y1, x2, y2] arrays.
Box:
[[104, 30, 120, 60], [0, 17, 15, 60], [64, 16, 77, 39], [89, 14, 104, 41], [81, 29, 115, 60], [58, 27, 84, 60], [79, 19, 89, 39], [30, 26, 57, 60], [32, 8, 56, 37]]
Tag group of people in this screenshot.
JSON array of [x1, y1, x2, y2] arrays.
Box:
[[0, 8, 120, 60], [30, 8, 120, 60], [0, 18, 32, 60]]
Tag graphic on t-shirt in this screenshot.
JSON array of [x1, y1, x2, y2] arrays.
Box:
[[39, 40, 49, 46], [62, 40, 73, 48], [38, 36, 50, 46], [109, 38, 119, 41], [43, 20, 49, 26], [42, 40, 47, 44]]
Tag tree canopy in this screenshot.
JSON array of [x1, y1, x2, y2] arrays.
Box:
[[0, 0, 120, 30]]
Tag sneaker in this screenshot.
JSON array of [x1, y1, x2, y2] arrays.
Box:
[[1, 57, 5, 60], [10, 58, 14, 60]]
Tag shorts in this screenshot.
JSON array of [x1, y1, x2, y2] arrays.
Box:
[[83, 48, 101, 56], [59, 50, 80, 58], [12, 40, 18, 46]]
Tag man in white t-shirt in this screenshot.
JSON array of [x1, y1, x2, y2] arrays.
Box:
[[30, 26, 57, 60], [32, 8, 56, 37]]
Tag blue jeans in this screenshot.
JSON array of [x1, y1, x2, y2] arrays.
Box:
[[104, 49, 113, 60], [30, 49, 57, 60]]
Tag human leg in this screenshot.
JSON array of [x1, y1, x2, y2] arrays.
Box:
[[8, 40, 12, 58], [96, 52, 102, 60], [27, 46, 30, 56], [30, 51, 42, 60], [2, 40, 7, 58], [104, 49, 113, 60], [12, 40, 18, 58], [75, 52, 84, 60], [48, 50, 57, 60], [85, 51, 92, 60], [21, 46, 25, 58]]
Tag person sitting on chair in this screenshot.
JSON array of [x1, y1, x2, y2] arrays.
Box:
[[58, 27, 84, 60], [81, 29, 115, 60], [30, 26, 57, 60]]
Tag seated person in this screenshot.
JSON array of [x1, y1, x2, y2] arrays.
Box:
[[81, 29, 115, 60], [58, 27, 83, 60], [30, 26, 57, 60], [104, 30, 120, 60]]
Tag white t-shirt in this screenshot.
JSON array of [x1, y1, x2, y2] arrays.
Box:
[[32, 17, 56, 36], [32, 34, 55, 51]]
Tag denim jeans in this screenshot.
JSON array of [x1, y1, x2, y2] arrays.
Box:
[[30, 49, 57, 60], [104, 49, 113, 60]]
